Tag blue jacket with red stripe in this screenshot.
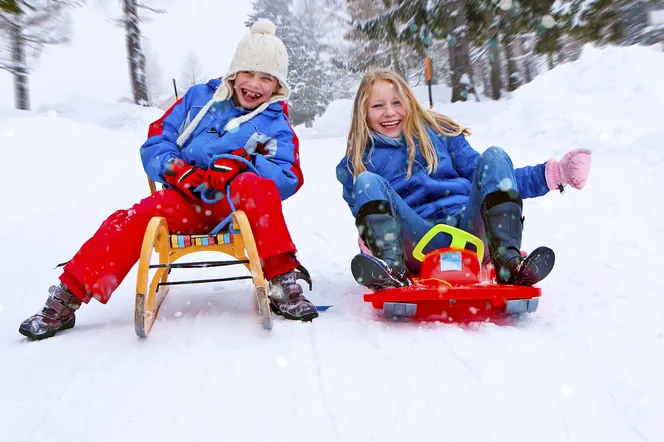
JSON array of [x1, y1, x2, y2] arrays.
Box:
[[141, 78, 303, 200]]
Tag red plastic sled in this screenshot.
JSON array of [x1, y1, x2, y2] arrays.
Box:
[[363, 225, 541, 323]]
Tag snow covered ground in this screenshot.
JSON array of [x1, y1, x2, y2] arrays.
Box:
[[1, 5, 663, 440]]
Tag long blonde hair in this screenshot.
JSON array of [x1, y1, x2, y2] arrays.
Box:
[[346, 69, 471, 179]]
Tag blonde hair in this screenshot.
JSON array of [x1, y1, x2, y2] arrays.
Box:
[[346, 69, 471, 179]]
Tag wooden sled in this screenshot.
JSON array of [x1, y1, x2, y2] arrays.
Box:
[[134, 178, 270, 337]]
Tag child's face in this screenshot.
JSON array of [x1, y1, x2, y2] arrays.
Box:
[[233, 71, 279, 110], [366, 80, 407, 138]]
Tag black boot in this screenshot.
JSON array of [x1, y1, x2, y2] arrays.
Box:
[[481, 192, 555, 286], [351, 201, 409, 290], [269, 266, 319, 322], [19, 284, 81, 340]]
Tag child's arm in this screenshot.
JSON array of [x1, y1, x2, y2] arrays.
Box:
[[335, 158, 357, 217], [515, 164, 549, 198], [251, 118, 303, 200], [446, 133, 480, 181], [448, 133, 549, 198], [140, 90, 195, 184]]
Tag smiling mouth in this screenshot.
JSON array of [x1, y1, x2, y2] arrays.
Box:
[[241, 88, 262, 101], [380, 120, 401, 128]]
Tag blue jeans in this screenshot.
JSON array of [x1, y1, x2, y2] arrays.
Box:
[[353, 147, 517, 273]]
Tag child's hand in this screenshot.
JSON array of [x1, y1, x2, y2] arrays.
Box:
[[207, 148, 251, 191], [163, 158, 206, 200], [545, 148, 592, 191]]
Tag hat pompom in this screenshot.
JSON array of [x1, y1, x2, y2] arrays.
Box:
[[251, 19, 276, 36]]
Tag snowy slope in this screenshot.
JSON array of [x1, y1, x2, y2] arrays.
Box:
[[1, 31, 663, 442]]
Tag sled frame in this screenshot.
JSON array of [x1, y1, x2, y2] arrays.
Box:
[[134, 179, 271, 337]]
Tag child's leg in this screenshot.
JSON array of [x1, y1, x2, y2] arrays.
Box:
[[457, 147, 554, 284], [457, 146, 519, 242], [61, 189, 209, 304], [224, 172, 317, 321], [224, 172, 298, 280], [353, 171, 450, 275]]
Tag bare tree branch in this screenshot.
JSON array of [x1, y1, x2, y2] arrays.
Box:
[[137, 4, 166, 14]]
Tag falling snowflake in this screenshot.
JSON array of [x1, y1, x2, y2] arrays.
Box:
[[542, 15, 556, 29], [498, 178, 513, 191], [498, 0, 512, 11]]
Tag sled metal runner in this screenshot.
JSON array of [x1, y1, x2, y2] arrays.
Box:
[[363, 224, 542, 323]]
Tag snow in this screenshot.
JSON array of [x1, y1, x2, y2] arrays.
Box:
[[1, 4, 664, 440], [651, 9, 664, 26]]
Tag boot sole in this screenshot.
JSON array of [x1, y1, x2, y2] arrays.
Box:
[[513, 246, 556, 286], [18, 315, 76, 341], [269, 302, 319, 322], [351, 254, 408, 290]]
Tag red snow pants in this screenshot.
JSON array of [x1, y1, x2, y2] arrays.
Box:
[[60, 173, 299, 304]]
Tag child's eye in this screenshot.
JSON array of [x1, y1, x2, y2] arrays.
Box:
[[261, 76, 273, 82], [393, 100, 402, 105], [371, 104, 383, 108]]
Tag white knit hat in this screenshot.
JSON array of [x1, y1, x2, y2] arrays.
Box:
[[176, 19, 290, 147]]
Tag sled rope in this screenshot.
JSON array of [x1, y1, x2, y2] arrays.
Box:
[[196, 154, 262, 236]]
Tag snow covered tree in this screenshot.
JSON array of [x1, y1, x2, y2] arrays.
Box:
[[338, 0, 423, 82], [178, 51, 204, 91], [122, 0, 149, 106], [108, 0, 166, 106], [0, 0, 77, 110], [552, 0, 661, 46], [356, 0, 478, 102], [445, 0, 477, 101], [247, 0, 333, 126], [143, 41, 169, 106]]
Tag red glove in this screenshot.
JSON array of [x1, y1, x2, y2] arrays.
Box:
[[163, 158, 206, 200], [206, 148, 251, 191]]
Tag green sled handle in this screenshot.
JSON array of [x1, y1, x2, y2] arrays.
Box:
[[412, 224, 485, 263]]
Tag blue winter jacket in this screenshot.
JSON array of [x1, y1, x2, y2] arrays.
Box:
[[336, 129, 550, 220], [141, 79, 303, 200]]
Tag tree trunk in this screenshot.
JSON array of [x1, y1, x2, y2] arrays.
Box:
[[485, 10, 501, 100], [10, 20, 29, 110], [504, 38, 520, 92], [519, 37, 534, 84], [447, 0, 475, 102], [391, 45, 404, 79], [547, 53, 555, 70], [123, 0, 149, 106]]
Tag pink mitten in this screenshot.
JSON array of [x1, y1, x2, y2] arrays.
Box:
[[545, 148, 592, 191], [358, 236, 373, 255]]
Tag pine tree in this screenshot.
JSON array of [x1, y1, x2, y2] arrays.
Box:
[[247, 0, 332, 126], [337, 0, 421, 81], [0, 0, 76, 110]]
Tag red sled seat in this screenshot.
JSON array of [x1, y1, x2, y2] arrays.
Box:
[[363, 224, 541, 323]]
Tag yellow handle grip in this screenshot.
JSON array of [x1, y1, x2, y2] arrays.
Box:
[[412, 224, 484, 262]]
